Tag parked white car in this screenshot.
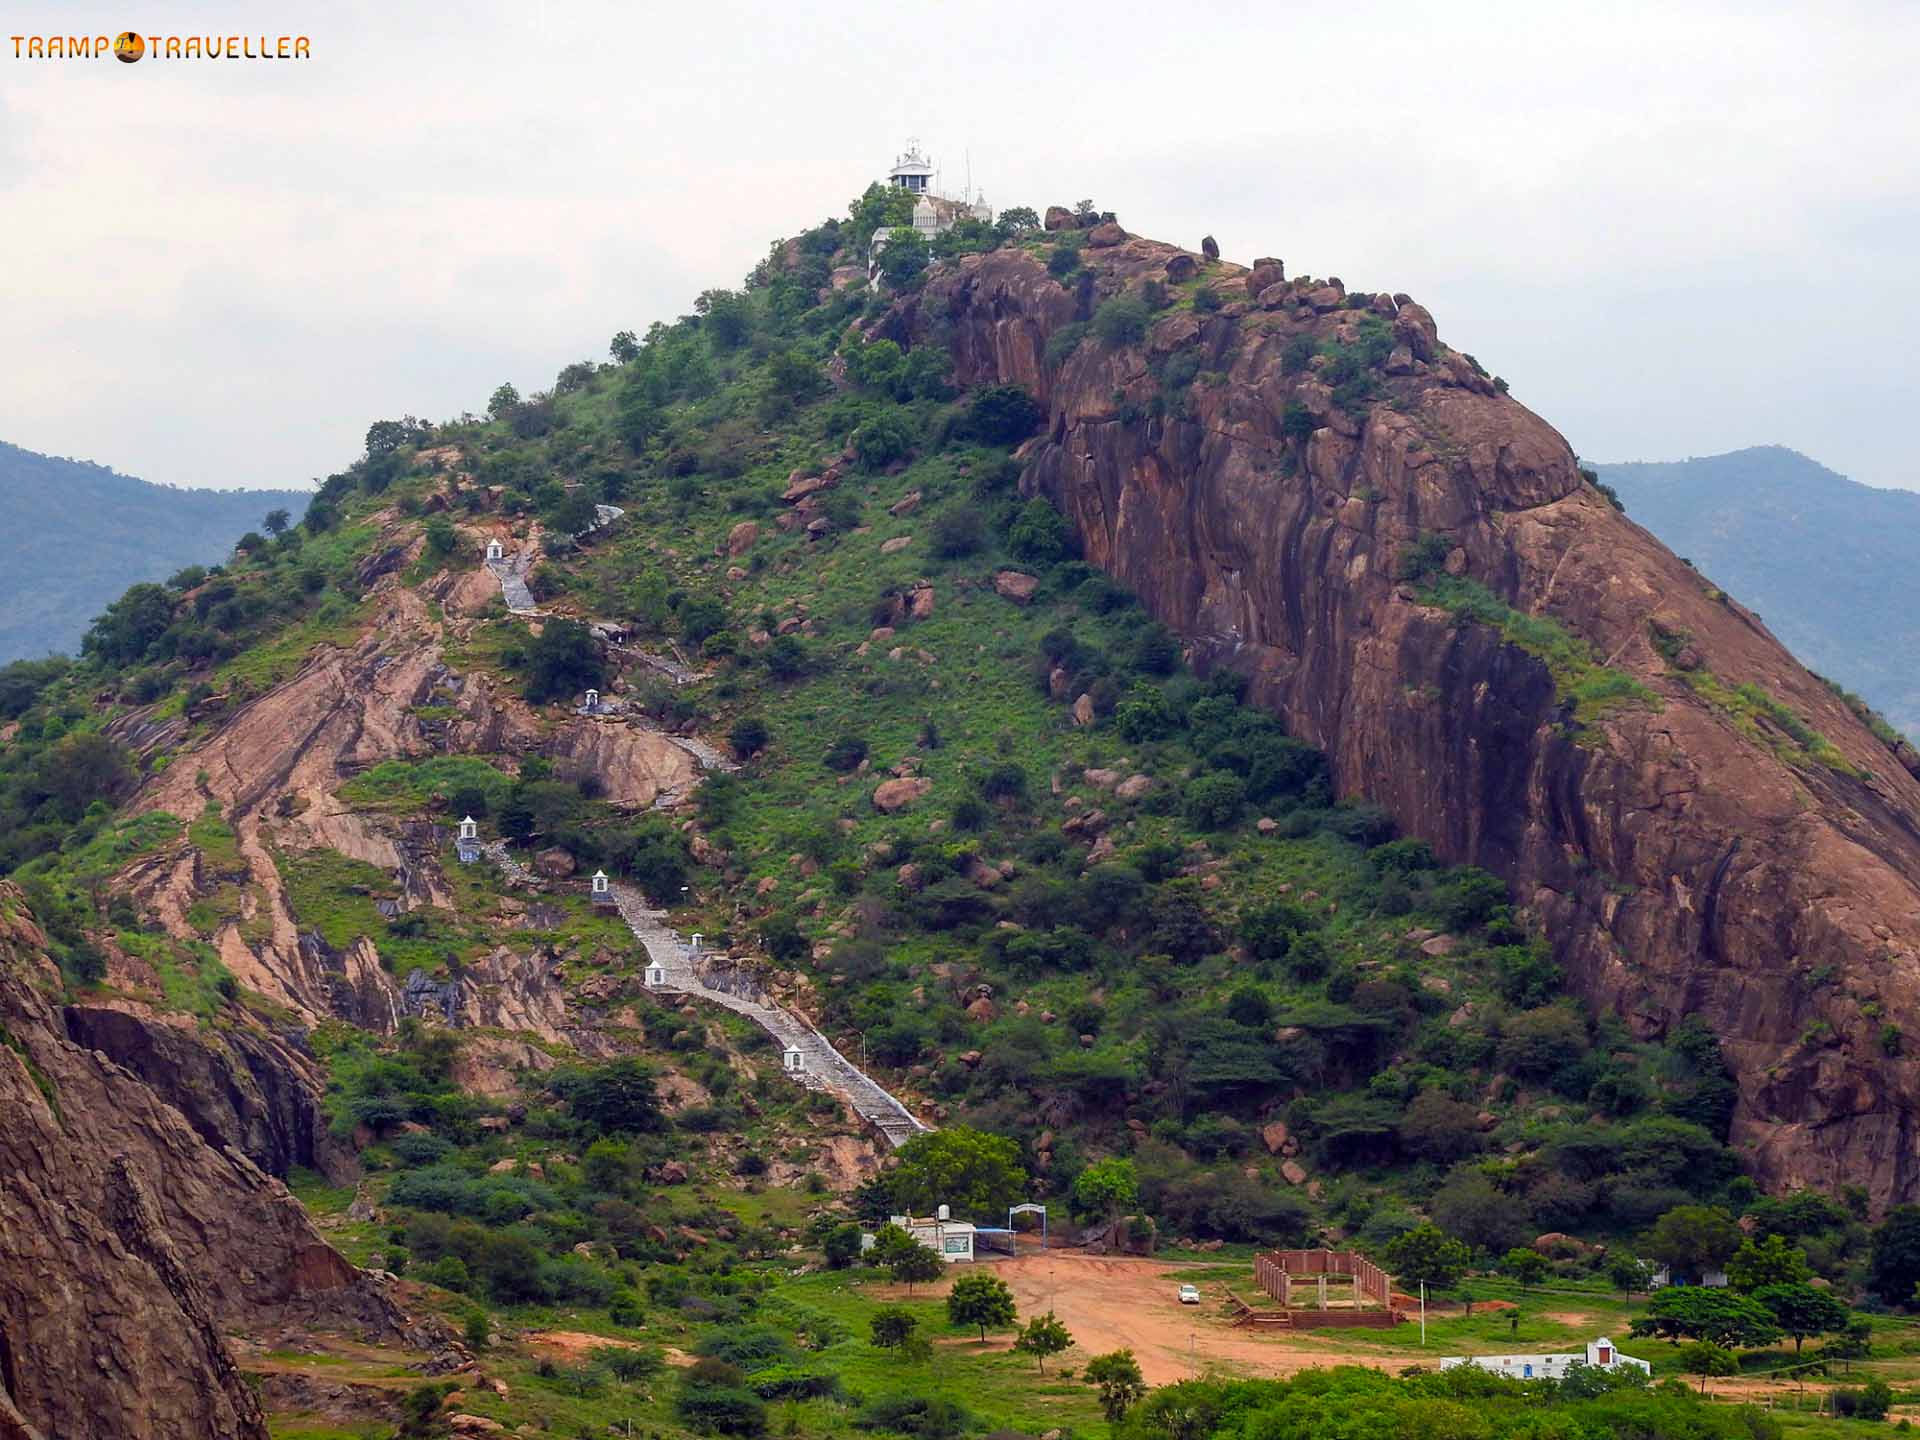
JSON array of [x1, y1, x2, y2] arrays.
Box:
[[1178, 1283, 1201, 1305]]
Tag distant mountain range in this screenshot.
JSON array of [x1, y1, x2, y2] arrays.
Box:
[[1594, 446, 1920, 738], [0, 441, 309, 664]]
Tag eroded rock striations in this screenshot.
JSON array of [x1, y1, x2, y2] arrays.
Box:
[[898, 232, 1920, 1206], [0, 886, 400, 1439]]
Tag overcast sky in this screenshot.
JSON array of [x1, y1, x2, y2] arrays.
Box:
[[3, 1, 1916, 492]]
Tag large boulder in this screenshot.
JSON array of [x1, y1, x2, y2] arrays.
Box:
[[1246, 261, 1286, 297], [994, 570, 1040, 604], [1086, 222, 1128, 249], [871, 777, 932, 813], [1201, 235, 1220, 260], [533, 847, 576, 879], [1043, 205, 1076, 231], [1164, 253, 1198, 284], [1393, 300, 1440, 361]]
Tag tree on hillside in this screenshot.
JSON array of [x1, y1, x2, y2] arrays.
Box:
[[1381, 1224, 1471, 1296], [1502, 1248, 1551, 1290], [1726, 1235, 1812, 1293], [1629, 1287, 1781, 1349], [549, 1057, 664, 1136], [1070, 1157, 1139, 1224], [868, 1223, 918, 1268], [487, 382, 521, 418], [885, 1127, 1028, 1217], [521, 619, 604, 705], [849, 183, 915, 247], [965, 384, 1044, 446], [891, 1242, 944, 1293], [1677, 1341, 1739, 1393], [1013, 1311, 1073, 1374], [1869, 1204, 1920, 1305], [35, 733, 134, 818], [262, 507, 291, 537], [1752, 1282, 1850, 1355], [822, 1223, 862, 1270], [946, 1271, 1017, 1341], [1644, 1205, 1742, 1280], [83, 582, 175, 666], [1083, 1350, 1147, 1421], [877, 228, 930, 287], [1397, 1090, 1484, 1164], [609, 330, 639, 364], [995, 206, 1041, 236], [869, 1306, 919, 1355]]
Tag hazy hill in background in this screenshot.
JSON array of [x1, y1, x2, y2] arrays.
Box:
[[0, 441, 308, 662], [1596, 446, 1920, 738]]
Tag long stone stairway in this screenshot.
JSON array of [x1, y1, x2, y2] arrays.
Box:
[[466, 515, 926, 1143], [606, 881, 928, 1148]]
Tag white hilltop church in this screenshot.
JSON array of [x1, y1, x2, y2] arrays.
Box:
[[869, 141, 994, 279]]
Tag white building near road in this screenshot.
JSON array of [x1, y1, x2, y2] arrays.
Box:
[[1438, 1337, 1649, 1382], [862, 1205, 977, 1263]]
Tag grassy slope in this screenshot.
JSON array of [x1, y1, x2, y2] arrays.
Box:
[[2, 207, 1900, 1439]]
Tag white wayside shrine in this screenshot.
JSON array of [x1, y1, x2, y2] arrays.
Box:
[[783, 1043, 807, 1074], [485, 539, 504, 562], [455, 816, 481, 864]]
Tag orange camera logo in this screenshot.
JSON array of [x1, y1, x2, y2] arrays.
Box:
[[12, 31, 312, 60]]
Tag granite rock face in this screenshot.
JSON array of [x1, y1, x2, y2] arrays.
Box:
[[904, 238, 1920, 1208], [0, 887, 401, 1439]]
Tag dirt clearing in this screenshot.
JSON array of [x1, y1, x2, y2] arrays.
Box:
[[990, 1253, 1407, 1386]]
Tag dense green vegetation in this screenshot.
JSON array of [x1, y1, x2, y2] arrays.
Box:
[[12, 188, 1920, 1440]]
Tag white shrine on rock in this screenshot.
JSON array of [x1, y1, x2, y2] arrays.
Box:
[[869, 141, 994, 280]]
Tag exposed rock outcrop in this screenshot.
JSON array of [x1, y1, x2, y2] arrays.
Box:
[[904, 237, 1920, 1207], [0, 887, 400, 1439], [62, 1001, 357, 1183]]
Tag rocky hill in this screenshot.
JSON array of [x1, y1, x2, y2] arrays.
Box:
[[5, 193, 1920, 1434], [0, 440, 308, 663], [881, 227, 1920, 1204], [1594, 446, 1920, 740]]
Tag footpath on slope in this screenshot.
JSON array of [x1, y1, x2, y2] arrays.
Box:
[[473, 516, 925, 1143], [480, 855, 926, 1145], [481, 515, 734, 781], [606, 880, 927, 1148]]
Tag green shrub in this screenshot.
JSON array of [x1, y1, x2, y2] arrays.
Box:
[[852, 411, 915, 470], [1092, 295, 1150, 348], [1007, 499, 1069, 562]]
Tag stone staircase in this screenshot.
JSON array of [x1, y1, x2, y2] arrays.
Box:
[[484, 505, 621, 616], [485, 549, 540, 615], [607, 880, 929, 1149], [472, 838, 927, 1147]]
